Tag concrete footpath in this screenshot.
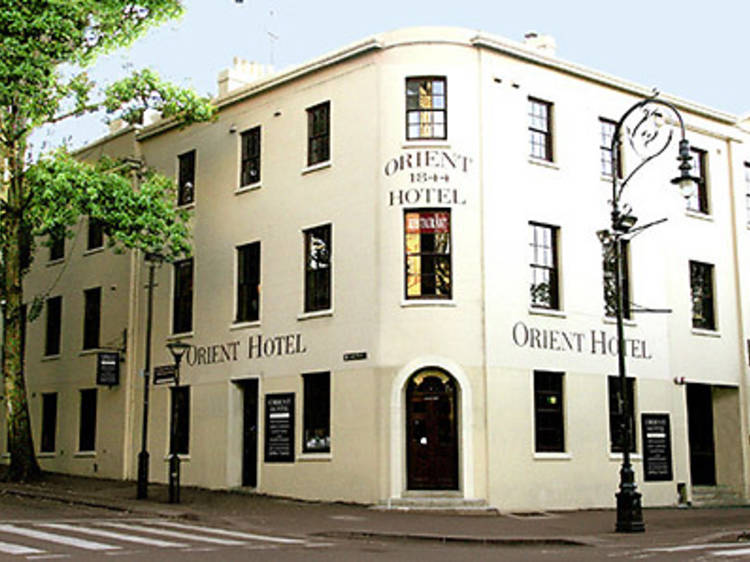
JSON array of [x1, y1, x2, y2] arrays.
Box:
[[2, 472, 750, 550]]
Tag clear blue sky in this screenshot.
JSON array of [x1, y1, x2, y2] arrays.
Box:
[[42, 0, 747, 150]]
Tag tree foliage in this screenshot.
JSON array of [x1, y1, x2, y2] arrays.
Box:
[[0, 1, 215, 481]]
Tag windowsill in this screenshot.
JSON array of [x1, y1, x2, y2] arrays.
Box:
[[167, 332, 194, 341], [691, 328, 721, 338], [603, 316, 637, 327], [529, 307, 566, 319], [42, 354, 61, 362], [74, 451, 96, 458], [79, 348, 102, 357], [37, 452, 57, 459], [685, 209, 713, 221], [528, 157, 559, 170], [46, 259, 65, 267], [298, 452, 332, 462], [163, 454, 191, 462], [230, 320, 261, 331], [609, 452, 641, 462], [401, 141, 450, 149], [177, 202, 195, 211], [401, 299, 456, 308], [302, 161, 331, 175], [83, 246, 105, 257], [297, 309, 333, 321], [533, 452, 572, 461], [236, 182, 261, 194]]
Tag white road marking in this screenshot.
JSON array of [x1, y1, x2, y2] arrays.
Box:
[[156, 520, 306, 544], [38, 523, 187, 548], [0, 524, 119, 551], [0, 539, 45, 555], [97, 523, 245, 546], [647, 543, 746, 553], [712, 547, 750, 557]]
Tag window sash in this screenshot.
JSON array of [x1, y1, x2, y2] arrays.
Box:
[[173, 258, 194, 334], [83, 288, 100, 350], [240, 127, 261, 186], [49, 231, 64, 261], [303, 372, 330, 453], [236, 242, 260, 322], [534, 371, 564, 453], [404, 210, 452, 299], [528, 98, 552, 161], [686, 148, 708, 213], [87, 218, 104, 250], [178, 150, 195, 206], [405, 77, 447, 140], [45, 296, 62, 356], [529, 223, 559, 309], [78, 389, 97, 452], [307, 102, 330, 166], [304, 225, 331, 312], [608, 376, 636, 453], [690, 260, 715, 330]]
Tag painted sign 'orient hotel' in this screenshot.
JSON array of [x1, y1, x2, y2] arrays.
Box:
[[8, 27, 750, 512]]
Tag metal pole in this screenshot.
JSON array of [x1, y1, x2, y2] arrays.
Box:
[[168, 355, 181, 503], [136, 260, 156, 499]]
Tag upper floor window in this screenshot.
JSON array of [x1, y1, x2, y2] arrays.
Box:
[[599, 118, 622, 177], [45, 296, 62, 356], [240, 127, 261, 187], [173, 258, 194, 334], [177, 150, 195, 206], [87, 217, 104, 251], [686, 148, 708, 214], [744, 162, 750, 224], [304, 225, 331, 312], [529, 97, 553, 161], [690, 260, 715, 330], [602, 239, 631, 319], [307, 101, 330, 166], [236, 242, 260, 323], [82, 287, 101, 350], [49, 231, 64, 262], [405, 77, 446, 140], [529, 222, 559, 309], [534, 371, 564, 453], [404, 209, 451, 299]]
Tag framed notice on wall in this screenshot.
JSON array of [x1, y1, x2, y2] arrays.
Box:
[[264, 393, 295, 463], [641, 413, 673, 482]]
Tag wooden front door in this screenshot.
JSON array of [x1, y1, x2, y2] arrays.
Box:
[[406, 369, 458, 490]]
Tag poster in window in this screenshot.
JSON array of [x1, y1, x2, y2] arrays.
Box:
[[264, 393, 295, 463]]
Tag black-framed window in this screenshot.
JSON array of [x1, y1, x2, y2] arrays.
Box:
[[686, 148, 708, 214], [529, 222, 559, 309], [304, 224, 331, 312], [744, 162, 750, 224], [49, 231, 64, 261], [87, 217, 104, 250], [240, 127, 261, 186], [236, 242, 260, 323], [307, 101, 330, 166], [78, 388, 97, 452], [178, 150, 195, 206], [608, 376, 636, 453], [173, 258, 193, 334], [534, 371, 564, 453], [406, 77, 446, 140], [82, 287, 101, 350], [171, 385, 190, 455], [603, 239, 631, 319], [529, 97, 553, 161], [41, 392, 57, 454], [599, 118, 622, 177], [303, 372, 330, 453], [690, 260, 715, 330], [404, 209, 451, 299], [44, 296, 62, 356]]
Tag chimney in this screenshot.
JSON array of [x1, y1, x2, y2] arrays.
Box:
[[217, 57, 273, 97], [523, 31, 557, 56]]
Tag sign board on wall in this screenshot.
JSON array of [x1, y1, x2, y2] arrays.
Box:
[[264, 393, 295, 463], [641, 413, 673, 482], [96, 352, 120, 386]]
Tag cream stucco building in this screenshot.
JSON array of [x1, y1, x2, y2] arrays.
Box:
[[5, 27, 750, 512]]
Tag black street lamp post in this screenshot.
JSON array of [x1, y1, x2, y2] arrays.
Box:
[[166, 339, 190, 504], [604, 92, 698, 533], [136, 252, 164, 500]]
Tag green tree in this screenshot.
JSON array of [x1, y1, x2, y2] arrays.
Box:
[[0, 1, 214, 481]]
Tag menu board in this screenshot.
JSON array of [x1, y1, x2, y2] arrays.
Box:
[[642, 413, 673, 482], [96, 352, 120, 386], [264, 393, 295, 463]]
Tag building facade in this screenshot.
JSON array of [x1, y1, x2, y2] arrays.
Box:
[[5, 27, 750, 512]]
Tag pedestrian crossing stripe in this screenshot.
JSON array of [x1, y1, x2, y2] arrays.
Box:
[[38, 523, 187, 548], [0, 539, 45, 555], [156, 520, 306, 544], [97, 522, 246, 546], [0, 524, 118, 551]]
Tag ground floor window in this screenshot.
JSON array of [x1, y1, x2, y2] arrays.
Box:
[[171, 386, 190, 455], [78, 389, 97, 452], [608, 376, 636, 453], [41, 392, 57, 453], [302, 372, 330, 453], [534, 371, 564, 452]]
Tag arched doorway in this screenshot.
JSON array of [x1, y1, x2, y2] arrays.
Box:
[[406, 369, 459, 490]]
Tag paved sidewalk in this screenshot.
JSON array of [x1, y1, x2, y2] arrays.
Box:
[[2, 472, 750, 550]]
